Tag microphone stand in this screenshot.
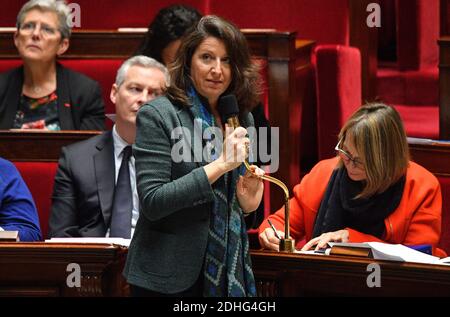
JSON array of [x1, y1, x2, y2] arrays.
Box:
[[227, 117, 295, 252]]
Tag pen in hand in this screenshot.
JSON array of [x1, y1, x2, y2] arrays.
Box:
[[267, 219, 282, 240]]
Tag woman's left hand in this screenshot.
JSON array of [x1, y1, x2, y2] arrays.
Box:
[[236, 165, 265, 214], [301, 229, 349, 251]]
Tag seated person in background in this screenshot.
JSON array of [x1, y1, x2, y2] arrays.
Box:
[[0, 157, 42, 241], [135, 4, 202, 65], [48, 56, 168, 238], [259, 103, 446, 257], [136, 4, 270, 228], [0, 0, 104, 130]]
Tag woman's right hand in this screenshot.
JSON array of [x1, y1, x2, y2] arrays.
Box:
[[259, 227, 284, 251], [204, 124, 250, 184], [216, 124, 250, 173]]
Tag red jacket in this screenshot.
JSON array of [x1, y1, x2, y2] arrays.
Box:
[[259, 157, 446, 257]]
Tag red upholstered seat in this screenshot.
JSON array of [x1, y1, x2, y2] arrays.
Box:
[[377, 67, 439, 139], [0, 59, 22, 73], [210, 0, 350, 44], [59, 59, 124, 117], [376, 0, 439, 139], [314, 44, 361, 160], [13, 162, 58, 240], [396, 0, 439, 71], [0, 0, 208, 29], [377, 67, 438, 106], [392, 104, 439, 139]]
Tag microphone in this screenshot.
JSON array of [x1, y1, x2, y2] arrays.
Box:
[[218, 95, 295, 252], [217, 94, 240, 129]]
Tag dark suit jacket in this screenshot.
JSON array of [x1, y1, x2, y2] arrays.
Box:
[[0, 63, 105, 130], [48, 131, 115, 237], [123, 96, 256, 294]]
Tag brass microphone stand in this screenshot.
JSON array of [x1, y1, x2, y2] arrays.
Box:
[[228, 117, 295, 252], [242, 160, 294, 252]]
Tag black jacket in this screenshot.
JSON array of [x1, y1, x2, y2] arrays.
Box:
[[48, 131, 114, 237], [0, 63, 105, 130]]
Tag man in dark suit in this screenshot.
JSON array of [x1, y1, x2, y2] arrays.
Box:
[[48, 56, 169, 238]]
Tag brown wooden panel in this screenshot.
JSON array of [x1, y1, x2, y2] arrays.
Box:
[[3, 243, 450, 297], [251, 250, 450, 296], [0, 243, 128, 297], [0, 30, 143, 59], [441, 0, 450, 36], [0, 29, 293, 59], [0, 130, 101, 162], [264, 32, 303, 210], [349, 0, 378, 101], [409, 140, 450, 176]]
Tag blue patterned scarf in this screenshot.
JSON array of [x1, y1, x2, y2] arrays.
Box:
[[187, 88, 257, 297]]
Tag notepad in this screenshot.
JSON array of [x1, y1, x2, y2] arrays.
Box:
[[296, 242, 450, 265], [45, 237, 130, 247], [327, 242, 450, 265], [0, 231, 19, 241]]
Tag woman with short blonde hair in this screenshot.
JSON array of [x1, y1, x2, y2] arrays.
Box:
[[259, 103, 445, 257], [337, 103, 410, 198]]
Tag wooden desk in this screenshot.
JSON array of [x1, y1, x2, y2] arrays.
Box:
[[251, 249, 450, 296], [409, 140, 450, 176], [0, 130, 101, 162], [2, 243, 449, 297], [0, 242, 128, 297]]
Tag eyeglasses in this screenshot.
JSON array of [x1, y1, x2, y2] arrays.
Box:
[[19, 22, 59, 38], [335, 139, 364, 170]]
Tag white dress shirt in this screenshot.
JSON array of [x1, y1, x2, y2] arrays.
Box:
[[106, 125, 139, 238]]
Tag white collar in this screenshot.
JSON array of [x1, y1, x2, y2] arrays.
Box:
[[112, 124, 132, 159]]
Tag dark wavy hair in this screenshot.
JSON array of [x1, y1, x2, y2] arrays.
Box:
[[135, 4, 202, 64], [167, 15, 262, 113]]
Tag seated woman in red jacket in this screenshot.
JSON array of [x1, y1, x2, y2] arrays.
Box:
[[259, 103, 445, 257]]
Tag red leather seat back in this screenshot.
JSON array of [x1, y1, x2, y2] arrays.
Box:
[[13, 162, 58, 239], [210, 0, 350, 44], [314, 44, 362, 160]]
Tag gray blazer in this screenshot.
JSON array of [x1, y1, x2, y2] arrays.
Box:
[[123, 96, 254, 294]]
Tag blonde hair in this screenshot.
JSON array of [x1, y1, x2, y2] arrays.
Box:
[[338, 103, 409, 198]]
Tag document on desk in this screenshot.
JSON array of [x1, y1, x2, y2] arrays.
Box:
[[45, 237, 131, 247], [327, 242, 450, 265], [296, 242, 450, 265]]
